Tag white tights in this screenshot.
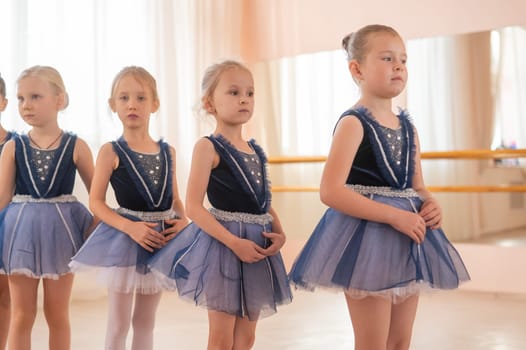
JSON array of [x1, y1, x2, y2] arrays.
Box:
[[104, 290, 162, 350]]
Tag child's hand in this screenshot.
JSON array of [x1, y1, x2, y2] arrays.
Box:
[[161, 217, 190, 241], [260, 232, 286, 256], [390, 210, 426, 244], [230, 238, 266, 263], [124, 221, 166, 252], [419, 198, 442, 229]]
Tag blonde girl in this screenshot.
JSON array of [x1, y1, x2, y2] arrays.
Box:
[[0, 66, 94, 350], [70, 66, 188, 350], [290, 25, 470, 350], [149, 60, 292, 350]]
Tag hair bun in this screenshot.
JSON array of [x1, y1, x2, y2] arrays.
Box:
[[341, 33, 353, 51]]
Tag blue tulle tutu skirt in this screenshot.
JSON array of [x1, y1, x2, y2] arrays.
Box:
[[289, 192, 470, 302], [0, 198, 92, 279], [70, 209, 177, 294], [149, 209, 293, 321], [0, 209, 7, 274]]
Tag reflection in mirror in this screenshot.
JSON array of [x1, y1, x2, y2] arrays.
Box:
[[261, 25, 526, 246]]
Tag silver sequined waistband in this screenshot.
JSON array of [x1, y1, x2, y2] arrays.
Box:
[[347, 185, 421, 199], [209, 207, 273, 225], [115, 207, 175, 221], [12, 194, 78, 203]]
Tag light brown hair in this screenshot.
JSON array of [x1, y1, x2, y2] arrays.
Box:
[[17, 65, 69, 109], [342, 24, 401, 62]]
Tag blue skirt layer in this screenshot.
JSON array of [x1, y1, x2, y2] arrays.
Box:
[[0, 209, 7, 273], [149, 217, 293, 321], [289, 194, 470, 300], [70, 213, 174, 294], [0, 201, 92, 279]]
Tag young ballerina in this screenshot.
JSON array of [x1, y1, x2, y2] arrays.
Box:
[[0, 66, 94, 350], [0, 73, 17, 350], [149, 60, 292, 349], [69, 66, 188, 350], [289, 25, 470, 350]]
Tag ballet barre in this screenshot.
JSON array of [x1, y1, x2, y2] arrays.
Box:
[[268, 149, 526, 193]]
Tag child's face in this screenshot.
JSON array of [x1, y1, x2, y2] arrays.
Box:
[[17, 76, 64, 127], [356, 32, 407, 99], [208, 67, 254, 126], [0, 94, 7, 112], [110, 75, 159, 130]]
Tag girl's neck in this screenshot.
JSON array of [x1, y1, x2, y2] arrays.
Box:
[[214, 126, 250, 152], [29, 120, 61, 137], [355, 97, 398, 127], [122, 129, 157, 153], [28, 125, 63, 150]]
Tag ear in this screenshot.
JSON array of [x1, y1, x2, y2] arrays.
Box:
[[348, 60, 363, 82], [56, 93, 67, 110], [202, 97, 215, 113], [0, 98, 7, 112], [152, 99, 160, 113], [108, 98, 116, 112]]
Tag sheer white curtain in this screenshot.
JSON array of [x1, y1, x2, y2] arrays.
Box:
[[404, 33, 494, 241], [251, 52, 361, 240], [493, 26, 526, 149], [254, 33, 495, 241], [0, 0, 246, 200]]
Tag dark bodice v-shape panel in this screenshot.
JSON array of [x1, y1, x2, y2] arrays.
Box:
[[14, 133, 77, 198], [337, 107, 416, 189], [110, 137, 173, 212], [206, 134, 271, 214]]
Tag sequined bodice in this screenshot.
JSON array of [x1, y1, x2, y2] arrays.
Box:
[[110, 138, 173, 212], [378, 125, 404, 174], [240, 151, 264, 197], [206, 135, 271, 214], [135, 152, 163, 191], [338, 107, 416, 189], [31, 148, 56, 184], [14, 133, 78, 198]]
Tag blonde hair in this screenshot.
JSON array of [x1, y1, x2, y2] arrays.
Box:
[[109, 66, 159, 104], [200, 60, 252, 113], [17, 65, 69, 109], [342, 24, 401, 62]]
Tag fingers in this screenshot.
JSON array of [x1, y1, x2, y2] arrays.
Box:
[[260, 232, 286, 255], [139, 222, 166, 249], [144, 233, 165, 249], [139, 240, 155, 252], [412, 216, 426, 244], [243, 249, 266, 263]]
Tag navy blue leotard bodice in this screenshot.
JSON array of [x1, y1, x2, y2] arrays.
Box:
[[206, 134, 271, 215], [14, 132, 77, 198], [110, 137, 173, 212], [336, 107, 416, 190]]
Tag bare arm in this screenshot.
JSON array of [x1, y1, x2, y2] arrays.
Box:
[[73, 137, 95, 193], [412, 129, 442, 229], [0, 140, 16, 210], [161, 146, 189, 240], [319, 116, 426, 243], [259, 206, 286, 256], [89, 143, 165, 252], [72, 137, 99, 235], [185, 138, 266, 263]]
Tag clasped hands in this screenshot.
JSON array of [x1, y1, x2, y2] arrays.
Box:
[[230, 231, 286, 264], [126, 217, 189, 252]]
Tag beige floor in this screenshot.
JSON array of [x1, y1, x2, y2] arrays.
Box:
[[28, 288, 526, 350], [26, 229, 526, 349]]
